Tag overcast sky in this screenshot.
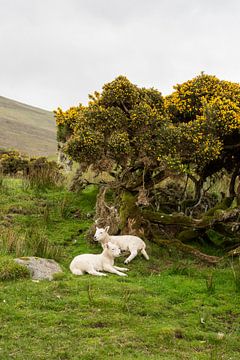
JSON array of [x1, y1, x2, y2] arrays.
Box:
[[0, 0, 239, 111]]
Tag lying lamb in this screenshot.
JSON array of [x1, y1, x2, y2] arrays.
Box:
[[69, 242, 128, 276], [94, 226, 149, 264]]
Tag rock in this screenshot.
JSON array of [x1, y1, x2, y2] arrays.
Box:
[[14, 257, 62, 281]]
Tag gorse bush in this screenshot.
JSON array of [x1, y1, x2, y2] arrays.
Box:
[[0, 149, 28, 175], [0, 150, 63, 190], [0, 257, 30, 281]]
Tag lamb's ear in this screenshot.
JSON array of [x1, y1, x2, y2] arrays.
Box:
[[105, 226, 110, 233]]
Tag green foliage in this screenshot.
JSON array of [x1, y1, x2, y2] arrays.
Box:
[[55, 75, 166, 171], [55, 74, 240, 214], [165, 73, 240, 179], [206, 229, 226, 247], [0, 150, 29, 175], [56, 123, 72, 143], [0, 257, 30, 281], [100, 75, 140, 109], [0, 151, 63, 191]]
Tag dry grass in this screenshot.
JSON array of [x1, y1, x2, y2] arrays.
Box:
[[0, 96, 57, 157]]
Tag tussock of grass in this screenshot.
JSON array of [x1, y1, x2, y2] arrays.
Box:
[[0, 227, 62, 261], [0, 257, 30, 280]]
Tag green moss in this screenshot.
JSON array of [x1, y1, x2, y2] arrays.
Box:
[[119, 191, 138, 229], [177, 229, 200, 242], [206, 229, 226, 246], [142, 210, 192, 225], [205, 197, 234, 216]]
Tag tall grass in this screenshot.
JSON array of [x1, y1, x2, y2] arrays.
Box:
[[230, 258, 240, 292], [0, 228, 62, 261], [0, 173, 8, 193], [24, 158, 64, 191]]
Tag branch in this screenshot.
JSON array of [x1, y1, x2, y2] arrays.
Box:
[[224, 143, 240, 150], [153, 238, 221, 265], [120, 101, 130, 114]]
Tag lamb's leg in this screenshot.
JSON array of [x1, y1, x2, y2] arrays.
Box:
[[141, 248, 149, 260], [114, 266, 129, 272], [104, 265, 127, 276], [87, 270, 107, 276], [71, 268, 84, 275], [124, 250, 138, 264]]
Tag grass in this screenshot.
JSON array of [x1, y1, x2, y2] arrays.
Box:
[[0, 178, 239, 359]]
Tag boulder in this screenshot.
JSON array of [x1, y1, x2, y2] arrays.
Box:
[[14, 257, 62, 281]]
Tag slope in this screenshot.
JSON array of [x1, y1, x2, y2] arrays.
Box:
[[0, 96, 57, 156]]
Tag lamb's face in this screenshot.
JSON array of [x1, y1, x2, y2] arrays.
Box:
[[106, 242, 121, 258], [94, 227, 107, 242]]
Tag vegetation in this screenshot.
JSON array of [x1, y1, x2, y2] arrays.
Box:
[[0, 177, 239, 359], [54, 74, 240, 252], [0, 257, 30, 281], [1, 73, 240, 358], [0, 151, 63, 189], [165, 73, 240, 200]]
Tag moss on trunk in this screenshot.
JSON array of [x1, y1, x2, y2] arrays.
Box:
[[177, 229, 202, 242], [142, 210, 193, 226], [119, 191, 140, 231]]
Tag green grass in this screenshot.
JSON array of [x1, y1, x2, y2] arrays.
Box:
[[0, 178, 239, 359]]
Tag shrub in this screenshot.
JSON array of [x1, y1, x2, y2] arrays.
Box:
[[0, 150, 29, 175], [0, 257, 30, 281], [0, 150, 63, 190]]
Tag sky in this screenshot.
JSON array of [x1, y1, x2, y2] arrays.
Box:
[[0, 0, 239, 111]]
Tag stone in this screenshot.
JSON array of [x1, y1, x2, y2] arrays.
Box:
[[14, 257, 62, 281]]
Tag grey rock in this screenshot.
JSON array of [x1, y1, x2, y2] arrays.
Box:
[[14, 257, 62, 281]]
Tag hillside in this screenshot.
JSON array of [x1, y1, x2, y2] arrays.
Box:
[[0, 96, 57, 156]]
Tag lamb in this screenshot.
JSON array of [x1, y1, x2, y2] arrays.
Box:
[[69, 242, 128, 276], [94, 226, 149, 264]]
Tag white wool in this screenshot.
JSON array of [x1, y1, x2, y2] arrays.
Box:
[[94, 226, 149, 264], [70, 242, 128, 276]]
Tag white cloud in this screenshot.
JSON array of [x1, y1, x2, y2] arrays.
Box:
[[0, 0, 239, 110]]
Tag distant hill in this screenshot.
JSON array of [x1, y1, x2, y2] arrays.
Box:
[[0, 96, 57, 157]]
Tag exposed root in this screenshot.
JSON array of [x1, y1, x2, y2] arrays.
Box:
[[153, 238, 221, 265]]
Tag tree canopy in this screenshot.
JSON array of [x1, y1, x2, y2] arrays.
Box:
[[55, 76, 169, 197], [55, 73, 240, 201], [165, 73, 240, 197]]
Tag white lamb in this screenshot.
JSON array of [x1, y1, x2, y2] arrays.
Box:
[[69, 242, 128, 276], [94, 226, 149, 264]]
